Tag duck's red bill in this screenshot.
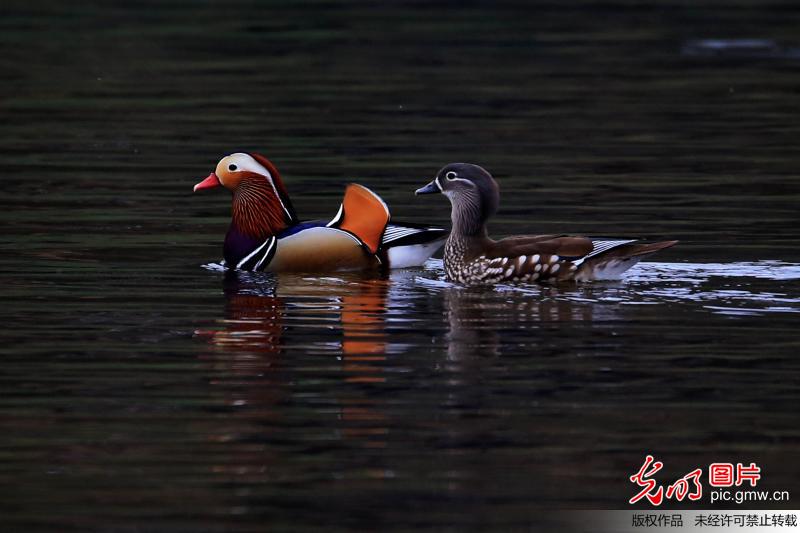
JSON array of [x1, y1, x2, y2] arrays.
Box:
[[193, 173, 221, 192]]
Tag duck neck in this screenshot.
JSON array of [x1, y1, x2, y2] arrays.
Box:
[[448, 191, 489, 239], [230, 177, 296, 240]]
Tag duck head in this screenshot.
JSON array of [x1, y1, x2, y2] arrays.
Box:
[[194, 152, 298, 239], [416, 163, 499, 236]]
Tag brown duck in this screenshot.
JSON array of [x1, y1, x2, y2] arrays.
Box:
[[415, 163, 678, 285]]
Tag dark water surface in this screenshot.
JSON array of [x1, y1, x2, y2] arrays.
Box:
[[2, 1, 800, 531]]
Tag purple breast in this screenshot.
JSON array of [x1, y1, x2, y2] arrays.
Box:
[[224, 226, 264, 266]]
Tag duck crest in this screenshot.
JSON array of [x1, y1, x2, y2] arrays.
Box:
[[249, 152, 296, 220]]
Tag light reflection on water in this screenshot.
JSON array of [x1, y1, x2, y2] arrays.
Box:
[[417, 259, 800, 316], [184, 258, 800, 526], [200, 258, 800, 362]]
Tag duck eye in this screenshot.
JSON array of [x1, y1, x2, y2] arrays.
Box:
[[228, 164, 238, 171], [445, 171, 457, 180]]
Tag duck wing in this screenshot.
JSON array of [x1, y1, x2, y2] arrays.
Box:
[[327, 184, 390, 254], [481, 236, 677, 281], [381, 222, 448, 268], [381, 222, 448, 248], [487, 235, 594, 260]]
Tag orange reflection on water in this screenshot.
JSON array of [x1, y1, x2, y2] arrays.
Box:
[[340, 278, 388, 383], [196, 272, 392, 452]]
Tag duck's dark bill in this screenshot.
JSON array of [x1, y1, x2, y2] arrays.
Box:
[[415, 181, 440, 195]]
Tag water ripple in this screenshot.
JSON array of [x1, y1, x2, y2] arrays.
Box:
[[411, 259, 800, 317]]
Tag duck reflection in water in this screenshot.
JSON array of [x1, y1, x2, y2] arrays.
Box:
[[195, 268, 631, 488], [206, 270, 389, 365], [442, 283, 622, 361], [196, 269, 393, 451]]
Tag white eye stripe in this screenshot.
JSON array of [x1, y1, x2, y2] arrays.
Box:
[[227, 153, 292, 220], [228, 154, 271, 178], [449, 177, 474, 187]]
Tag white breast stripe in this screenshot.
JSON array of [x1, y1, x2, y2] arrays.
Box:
[[254, 237, 277, 271], [236, 238, 272, 270]]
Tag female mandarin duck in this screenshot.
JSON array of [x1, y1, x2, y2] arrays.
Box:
[[194, 152, 447, 272], [415, 163, 678, 284]]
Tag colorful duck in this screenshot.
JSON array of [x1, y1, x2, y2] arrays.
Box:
[[194, 153, 447, 271], [415, 163, 678, 284]]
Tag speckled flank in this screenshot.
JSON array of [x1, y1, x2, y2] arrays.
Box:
[[445, 238, 574, 285]]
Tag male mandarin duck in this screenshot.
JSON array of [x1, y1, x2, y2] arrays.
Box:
[[415, 163, 678, 285], [194, 152, 447, 271]]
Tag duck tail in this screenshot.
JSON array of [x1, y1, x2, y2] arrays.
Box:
[[327, 184, 390, 254], [576, 240, 678, 280], [609, 240, 679, 259]]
